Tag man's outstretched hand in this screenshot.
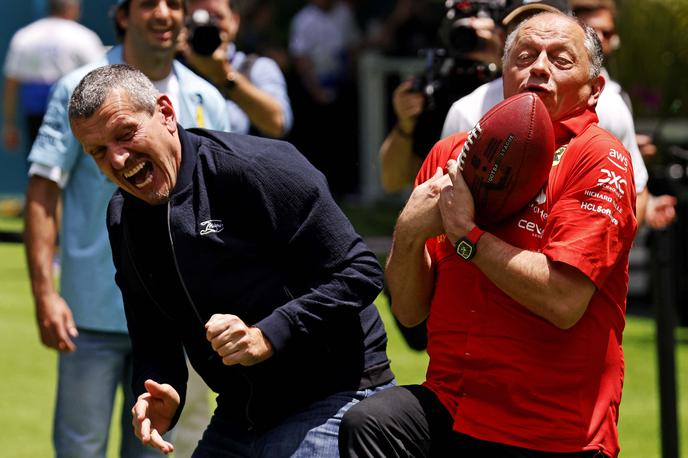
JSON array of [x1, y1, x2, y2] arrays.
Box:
[[131, 379, 180, 455]]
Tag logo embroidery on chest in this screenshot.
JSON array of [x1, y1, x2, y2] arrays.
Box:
[[200, 219, 224, 236]]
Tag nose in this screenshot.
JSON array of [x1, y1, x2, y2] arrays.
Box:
[[529, 51, 550, 78], [153, 0, 170, 19], [108, 146, 130, 170]]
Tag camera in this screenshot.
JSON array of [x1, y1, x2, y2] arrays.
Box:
[[186, 9, 222, 56], [441, 0, 506, 55]]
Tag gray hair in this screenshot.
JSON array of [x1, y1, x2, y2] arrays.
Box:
[[68, 64, 159, 121], [502, 11, 604, 80]]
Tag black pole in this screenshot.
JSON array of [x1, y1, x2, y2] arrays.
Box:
[[650, 224, 679, 458]]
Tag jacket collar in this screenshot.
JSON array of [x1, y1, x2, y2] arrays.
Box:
[[171, 126, 199, 198]]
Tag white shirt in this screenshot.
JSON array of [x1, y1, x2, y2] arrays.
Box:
[[441, 75, 648, 192], [4, 17, 103, 82]]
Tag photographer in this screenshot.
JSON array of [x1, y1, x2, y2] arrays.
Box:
[[379, 2, 504, 193], [179, 0, 292, 138]]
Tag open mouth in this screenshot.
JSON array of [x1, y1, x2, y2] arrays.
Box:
[[123, 161, 153, 189]]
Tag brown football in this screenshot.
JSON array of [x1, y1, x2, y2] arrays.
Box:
[[456, 92, 555, 227]]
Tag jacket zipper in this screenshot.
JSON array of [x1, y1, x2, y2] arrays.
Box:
[[166, 202, 205, 327], [166, 202, 255, 429]]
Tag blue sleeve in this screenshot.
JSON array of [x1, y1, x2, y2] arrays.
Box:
[[27, 76, 82, 175], [249, 57, 293, 136]]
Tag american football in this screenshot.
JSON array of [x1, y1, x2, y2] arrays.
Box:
[[455, 92, 555, 227]]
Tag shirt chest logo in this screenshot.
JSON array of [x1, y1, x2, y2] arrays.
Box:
[[200, 219, 224, 236]]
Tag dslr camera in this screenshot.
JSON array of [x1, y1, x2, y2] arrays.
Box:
[[186, 9, 222, 56], [441, 0, 506, 55], [410, 0, 504, 110]]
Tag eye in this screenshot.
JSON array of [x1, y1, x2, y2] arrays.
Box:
[[89, 147, 106, 160], [118, 129, 135, 142], [553, 55, 574, 69], [515, 51, 535, 66]]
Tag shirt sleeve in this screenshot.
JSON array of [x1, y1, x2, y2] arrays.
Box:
[[249, 57, 293, 135], [248, 142, 384, 353], [27, 76, 82, 181], [541, 136, 637, 288]]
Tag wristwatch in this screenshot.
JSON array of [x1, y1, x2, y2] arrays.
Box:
[[454, 226, 485, 261]]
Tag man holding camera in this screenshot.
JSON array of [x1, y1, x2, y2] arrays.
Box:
[[23, 1, 229, 456], [179, 0, 292, 138], [379, 2, 503, 194]]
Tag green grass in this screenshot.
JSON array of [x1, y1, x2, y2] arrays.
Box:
[[0, 214, 23, 233], [1, 237, 685, 457]]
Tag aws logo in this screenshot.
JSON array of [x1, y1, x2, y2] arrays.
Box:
[[608, 148, 629, 172]]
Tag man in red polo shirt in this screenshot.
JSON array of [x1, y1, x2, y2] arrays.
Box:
[[340, 11, 636, 458]]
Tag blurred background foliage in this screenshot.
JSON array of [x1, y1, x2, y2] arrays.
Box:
[[604, 0, 687, 118]]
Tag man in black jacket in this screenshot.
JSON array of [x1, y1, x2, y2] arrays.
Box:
[[67, 64, 394, 457]]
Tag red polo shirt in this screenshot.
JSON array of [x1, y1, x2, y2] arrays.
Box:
[[417, 107, 637, 457]]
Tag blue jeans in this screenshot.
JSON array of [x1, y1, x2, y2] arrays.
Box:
[[53, 330, 167, 458], [191, 380, 396, 457]]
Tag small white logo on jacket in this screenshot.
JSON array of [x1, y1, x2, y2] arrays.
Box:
[[200, 220, 224, 235]]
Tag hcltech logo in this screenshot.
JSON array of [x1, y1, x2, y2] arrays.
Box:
[[200, 220, 224, 236]]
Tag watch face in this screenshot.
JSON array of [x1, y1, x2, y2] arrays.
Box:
[[456, 240, 474, 260]]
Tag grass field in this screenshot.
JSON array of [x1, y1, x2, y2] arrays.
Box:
[[1, 236, 686, 457]]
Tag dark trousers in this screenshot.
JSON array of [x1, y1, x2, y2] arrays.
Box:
[[338, 385, 607, 458]]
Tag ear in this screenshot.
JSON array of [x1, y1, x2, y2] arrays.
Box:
[[157, 94, 177, 132], [587, 74, 605, 109]]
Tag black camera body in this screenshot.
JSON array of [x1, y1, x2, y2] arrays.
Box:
[[406, 1, 503, 160], [442, 0, 506, 55], [187, 9, 222, 56]]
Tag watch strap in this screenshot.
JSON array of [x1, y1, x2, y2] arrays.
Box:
[[455, 226, 485, 261]]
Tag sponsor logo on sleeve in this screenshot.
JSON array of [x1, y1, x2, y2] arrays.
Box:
[[608, 148, 629, 172], [597, 168, 627, 196], [580, 201, 619, 225]]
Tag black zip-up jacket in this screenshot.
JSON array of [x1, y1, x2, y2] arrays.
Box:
[[107, 127, 393, 431]]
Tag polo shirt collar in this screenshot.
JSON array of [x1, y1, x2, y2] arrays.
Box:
[[552, 107, 598, 146]]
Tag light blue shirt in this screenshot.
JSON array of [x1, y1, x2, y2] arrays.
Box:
[[226, 44, 292, 136], [28, 45, 230, 333]]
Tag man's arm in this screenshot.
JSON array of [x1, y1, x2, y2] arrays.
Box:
[[181, 47, 285, 137], [385, 168, 448, 326], [24, 175, 78, 351], [438, 160, 595, 329], [222, 70, 284, 137], [379, 80, 425, 193], [2, 76, 20, 150]]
